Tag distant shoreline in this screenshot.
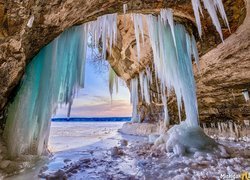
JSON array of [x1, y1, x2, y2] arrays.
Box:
[[51, 117, 131, 122]]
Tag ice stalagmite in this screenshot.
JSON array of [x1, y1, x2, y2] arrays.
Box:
[[4, 25, 89, 158]]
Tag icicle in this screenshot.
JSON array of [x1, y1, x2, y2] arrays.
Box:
[[123, 4, 128, 29], [191, 0, 229, 41], [143, 75, 151, 104], [213, 0, 230, 30], [27, 15, 35, 28], [191, 35, 200, 70], [242, 90, 250, 102], [146, 14, 199, 127], [130, 78, 139, 122], [203, 0, 223, 41], [4, 24, 89, 157], [191, 0, 203, 37], [139, 71, 144, 100], [218, 122, 222, 133], [160, 9, 176, 48], [132, 14, 145, 61], [109, 66, 118, 100], [88, 13, 117, 59], [123, 4, 128, 14]]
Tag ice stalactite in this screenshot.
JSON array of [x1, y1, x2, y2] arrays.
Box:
[[138, 71, 151, 105], [145, 14, 199, 127], [191, 0, 230, 40], [130, 78, 139, 122], [191, 35, 200, 70], [109, 66, 119, 100], [27, 15, 35, 28], [88, 13, 117, 60], [4, 25, 89, 158], [242, 90, 250, 102], [4, 13, 118, 158], [132, 14, 144, 61]]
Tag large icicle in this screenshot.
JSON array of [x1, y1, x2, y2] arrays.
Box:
[[4, 25, 89, 157], [191, 0, 229, 40], [88, 13, 117, 60], [130, 78, 139, 122], [132, 14, 144, 61], [108, 65, 118, 100]]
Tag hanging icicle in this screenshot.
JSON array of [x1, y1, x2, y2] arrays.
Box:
[[130, 78, 139, 122], [132, 14, 145, 61], [27, 15, 35, 28], [108, 65, 119, 100], [191, 0, 230, 40], [4, 24, 89, 157]]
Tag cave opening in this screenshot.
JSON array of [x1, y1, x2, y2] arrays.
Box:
[[0, 0, 249, 179]]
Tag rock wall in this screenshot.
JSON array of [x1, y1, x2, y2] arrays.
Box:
[[195, 0, 250, 123]]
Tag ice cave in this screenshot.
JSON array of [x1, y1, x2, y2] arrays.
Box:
[[0, 0, 249, 179]]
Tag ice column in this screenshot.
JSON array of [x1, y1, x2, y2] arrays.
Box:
[[131, 78, 139, 122], [4, 25, 89, 158]]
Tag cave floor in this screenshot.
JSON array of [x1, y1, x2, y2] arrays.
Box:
[[6, 122, 250, 180]]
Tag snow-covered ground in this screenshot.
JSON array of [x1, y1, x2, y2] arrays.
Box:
[[6, 121, 250, 179]]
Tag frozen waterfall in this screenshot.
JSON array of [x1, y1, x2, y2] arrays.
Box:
[[4, 25, 89, 157]]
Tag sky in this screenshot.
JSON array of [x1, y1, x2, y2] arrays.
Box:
[[55, 49, 132, 118]]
